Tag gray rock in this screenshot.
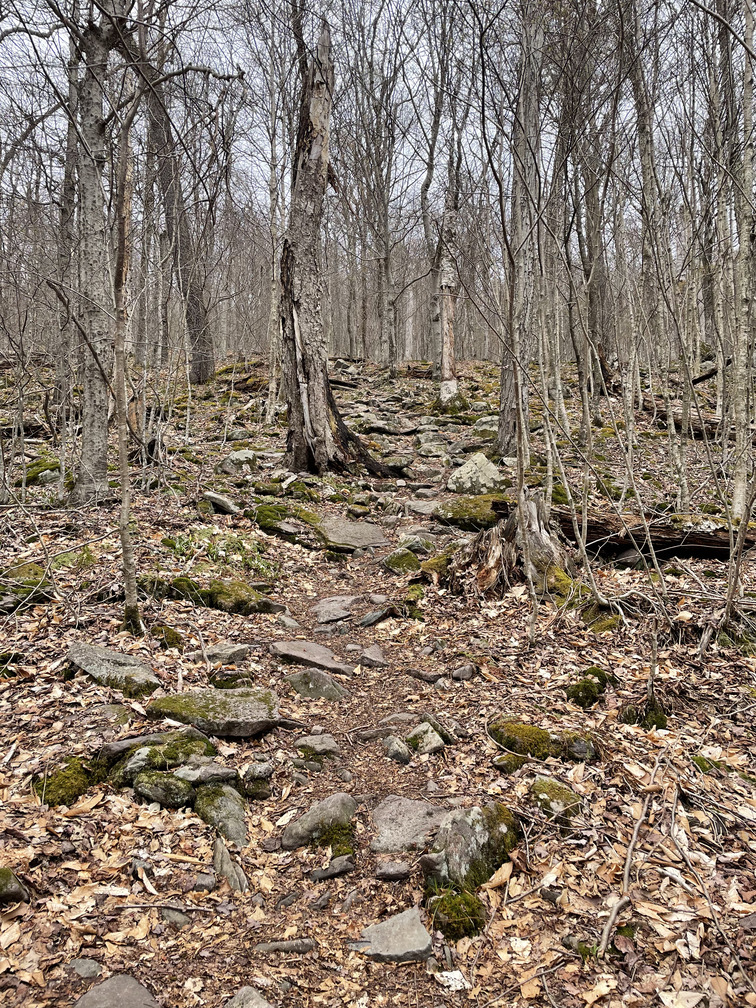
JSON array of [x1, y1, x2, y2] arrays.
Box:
[[370, 796, 448, 853], [472, 415, 499, 438], [193, 871, 216, 892], [286, 669, 352, 701], [281, 792, 357, 850], [295, 733, 341, 759], [146, 688, 279, 737], [68, 959, 102, 979], [0, 868, 29, 904], [202, 491, 240, 515], [174, 762, 239, 786], [421, 804, 519, 889], [276, 613, 300, 629], [188, 642, 250, 665], [67, 643, 160, 698], [452, 663, 476, 681], [216, 449, 258, 475], [397, 535, 435, 555], [253, 939, 315, 954], [316, 517, 388, 552], [382, 735, 411, 765], [195, 784, 247, 847], [384, 548, 421, 574], [213, 837, 248, 892], [133, 772, 195, 808], [73, 975, 161, 1008], [310, 854, 355, 881], [270, 640, 355, 677], [161, 907, 191, 928], [311, 595, 360, 623], [406, 666, 443, 683], [98, 727, 210, 767], [406, 500, 439, 516], [360, 644, 387, 667], [223, 988, 275, 1008], [405, 722, 445, 754], [375, 860, 411, 882], [351, 906, 432, 963], [447, 452, 506, 495]]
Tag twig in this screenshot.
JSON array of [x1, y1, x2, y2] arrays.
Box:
[[597, 895, 630, 957]]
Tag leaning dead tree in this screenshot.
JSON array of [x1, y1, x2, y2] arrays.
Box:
[[280, 18, 392, 476]]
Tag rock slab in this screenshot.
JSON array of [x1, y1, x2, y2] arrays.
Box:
[[281, 792, 357, 850], [147, 688, 279, 737], [447, 452, 506, 495], [224, 988, 275, 1008], [68, 643, 160, 698], [74, 975, 161, 1008], [317, 517, 388, 552], [285, 669, 350, 701], [370, 795, 448, 853], [351, 907, 432, 963], [270, 640, 355, 677]]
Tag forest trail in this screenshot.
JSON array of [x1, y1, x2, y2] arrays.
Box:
[[1, 361, 755, 1008]]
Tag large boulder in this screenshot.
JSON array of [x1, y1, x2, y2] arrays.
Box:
[[67, 643, 160, 698], [281, 792, 357, 850], [447, 452, 506, 495], [216, 449, 258, 475], [147, 688, 279, 737], [420, 804, 520, 890]]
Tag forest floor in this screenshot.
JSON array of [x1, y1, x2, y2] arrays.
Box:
[[1, 360, 755, 1008]]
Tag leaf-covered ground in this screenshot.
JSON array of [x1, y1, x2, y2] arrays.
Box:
[[1, 361, 755, 1008]]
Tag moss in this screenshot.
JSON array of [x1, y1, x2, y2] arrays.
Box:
[[492, 753, 528, 773], [551, 483, 570, 506], [313, 822, 355, 858], [430, 889, 485, 940], [641, 698, 668, 730], [134, 770, 195, 808], [489, 720, 554, 758], [151, 624, 184, 650], [435, 494, 508, 531], [384, 548, 421, 575], [17, 454, 60, 487], [51, 546, 96, 572], [530, 777, 581, 820], [403, 583, 425, 619], [691, 754, 721, 774], [201, 578, 280, 615], [460, 804, 521, 890], [566, 679, 603, 709], [582, 604, 621, 633], [544, 566, 591, 605], [615, 924, 636, 939], [34, 756, 105, 807], [168, 576, 205, 604], [429, 392, 471, 416], [420, 552, 455, 578]]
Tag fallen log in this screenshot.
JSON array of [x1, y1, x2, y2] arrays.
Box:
[[640, 394, 727, 440], [489, 499, 753, 559]]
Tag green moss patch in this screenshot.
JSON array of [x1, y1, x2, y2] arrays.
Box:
[[34, 756, 105, 806], [313, 822, 355, 858], [429, 889, 485, 939], [151, 624, 184, 650], [530, 777, 581, 821], [489, 721, 553, 759], [435, 494, 508, 531]]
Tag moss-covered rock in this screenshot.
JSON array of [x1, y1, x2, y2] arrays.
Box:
[[109, 735, 216, 787], [0, 868, 30, 904], [146, 687, 279, 737], [151, 624, 184, 650], [423, 803, 520, 892], [488, 720, 553, 759], [492, 753, 528, 774], [582, 603, 622, 633], [530, 777, 581, 821], [434, 494, 508, 531], [429, 888, 485, 940], [200, 578, 284, 615], [34, 756, 105, 806], [384, 548, 421, 575], [619, 698, 668, 730], [16, 454, 60, 487], [313, 821, 355, 858], [133, 770, 195, 808], [194, 783, 247, 847], [0, 562, 53, 613], [566, 679, 603, 708]]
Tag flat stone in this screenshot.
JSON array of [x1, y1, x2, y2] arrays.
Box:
[[317, 517, 388, 553], [350, 906, 432, 963], [295, 733, 341, 759], [188, 642, 250, 665], [370, 796, 448, 853], [195, 784, 248, 847], [447, 452, 506, 495], [224, 988, 275, 1008], [98, 727, 210, 767], [202, 491, 240, 515], [406, 666, 443, 683], [174, 762, 239, 785], [276, 614, 300, 629], [406, 722, 445, 754], [133, 771, 195, 808], [311, 595, 360, 623], [213, 837, 248, 892], [147, 688, 279, 737], [310, 854, 355, 881], [285, 669, 350, 701], [270, 640, 355, 677], [406, 500, 439, 516], [375, 860, 411, 881], [360, 644, 386, 667], [73, 975, 161, 1008], [68, 643, 160, 698], [281, 792, 357, 850], [161, 907, 191, 929], [68, 958, 102, 979]]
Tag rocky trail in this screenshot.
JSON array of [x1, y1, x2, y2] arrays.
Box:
[[1, 362, 755, 1008]]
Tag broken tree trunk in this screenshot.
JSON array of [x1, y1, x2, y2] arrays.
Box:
[[280, 20, 392, 477], [641, 394, 754, 443], [450, 490, 577, 597]]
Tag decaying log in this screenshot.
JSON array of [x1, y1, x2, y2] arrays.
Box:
[[640, 394, 755, 442]]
